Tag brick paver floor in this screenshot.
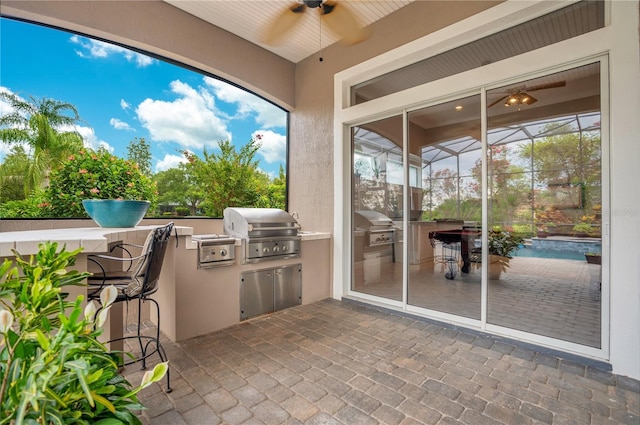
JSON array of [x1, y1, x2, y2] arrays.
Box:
[[124, 299, 639, 425]]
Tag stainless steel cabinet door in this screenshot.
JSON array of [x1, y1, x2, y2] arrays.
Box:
[[240, 269, 274, 320], [274, 264, 302, 311]]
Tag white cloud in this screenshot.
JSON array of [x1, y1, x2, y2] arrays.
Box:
[[73, 125, 114, 153], [70, 35, 155, 67], [109, 118, 135, 131], [253, 130, 286, 164], [155, 153, 188, 172], [0, 86, 18, 116], [120, 99, 131, 110], [204, 77, 286, 129], [136, 80, 230, 150]]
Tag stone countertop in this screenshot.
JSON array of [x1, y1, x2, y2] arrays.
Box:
[[0, 225, 193, 257]]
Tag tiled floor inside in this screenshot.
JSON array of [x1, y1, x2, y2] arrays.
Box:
[[123, 299, 639, 425]]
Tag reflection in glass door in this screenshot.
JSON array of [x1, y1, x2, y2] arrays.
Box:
[[406, 96, 482, 319], [351, 116, 404, 301], [486, 63, 602, 348]]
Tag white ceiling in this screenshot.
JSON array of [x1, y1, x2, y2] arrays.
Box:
[[163, 0, 413, 63]]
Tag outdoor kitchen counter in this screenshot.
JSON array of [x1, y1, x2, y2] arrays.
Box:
[[157, 231, 332, 342], [0, 225, 193, 256]]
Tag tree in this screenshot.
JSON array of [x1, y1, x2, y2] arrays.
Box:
[[468, 144, 529, 226], [187, 139, 269, 217], [0, 145, 30, 203], [0, 92, 84, 195], [154, 165, 205, 215], [264, 165, 287, 210], [127, 137, 152, 177]]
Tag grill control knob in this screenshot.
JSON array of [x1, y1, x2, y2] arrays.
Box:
[[282, 246, 288, 251], [220, 249, 227, 256], [274, 246, 280, 252], [263, 247, 270, 253]]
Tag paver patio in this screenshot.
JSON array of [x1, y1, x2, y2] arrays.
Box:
[[125, 298, 639, 425]]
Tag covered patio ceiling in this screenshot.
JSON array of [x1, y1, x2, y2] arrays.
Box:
[[163, 0, 415, 63]]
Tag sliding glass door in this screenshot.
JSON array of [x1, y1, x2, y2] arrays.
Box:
[[406, 95, 482, 319], [486, 63, 602, 348], [349, 61, 603, 349], [351, 115, 404, 302]]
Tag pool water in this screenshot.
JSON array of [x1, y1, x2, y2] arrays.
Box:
[[514, 247, 586, 261]]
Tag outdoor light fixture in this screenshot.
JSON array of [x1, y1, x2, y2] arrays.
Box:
[[504, 91, 537, 107]]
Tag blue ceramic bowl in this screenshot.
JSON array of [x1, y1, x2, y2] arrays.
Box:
[[82, 199, 151, 228]]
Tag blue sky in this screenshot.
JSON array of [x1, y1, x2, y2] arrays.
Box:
[[0, 18, 287, 175]]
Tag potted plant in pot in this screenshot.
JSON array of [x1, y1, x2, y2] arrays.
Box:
[[45, 149, 157, 227], [585, 251, 602, 264], [487, 228, 523, 280]]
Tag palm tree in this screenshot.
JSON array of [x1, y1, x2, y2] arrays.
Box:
[[0, 91, 84, 195]]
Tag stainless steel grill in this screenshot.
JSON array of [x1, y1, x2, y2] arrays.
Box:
[[354, 210, 395, 247], [223, 208, 301, 263]]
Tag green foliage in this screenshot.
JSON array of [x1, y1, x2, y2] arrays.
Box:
[[45, 149, 158, 217], [572, 222, 594, 234], [154, 163, 204, 215], [0, 242, 167, 424], [0, 192, 50, 218], [126, 137, 152, 177], [487, 229, 523, 258], [174, 206, 190, 217], [186, 138, 286, 217], [0, 146, 29, 203]]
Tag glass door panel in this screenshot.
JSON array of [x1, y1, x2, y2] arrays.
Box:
[[407, 95, 482, 319], [486, 63, 602, 348], [351, 116, 404, 301]]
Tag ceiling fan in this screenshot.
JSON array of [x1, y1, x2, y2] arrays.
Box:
[[488, 81, 567, 108], [262, 0, 370, 46]]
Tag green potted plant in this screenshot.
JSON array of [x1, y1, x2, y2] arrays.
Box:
[[0, 242, 167, 424], [585, 251, 601, 264], [45, 149, 158, 226], [487, 228, 523, 279]]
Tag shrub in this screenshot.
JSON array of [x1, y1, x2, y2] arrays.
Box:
[[488, 229, 523, 258], [572, 222, 593, 234], [0, 192, 51, 218], [0, 242, 167, 424], [46, 149, 157, 217]]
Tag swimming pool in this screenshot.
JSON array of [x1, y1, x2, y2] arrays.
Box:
[[514, 247, 586, 261]]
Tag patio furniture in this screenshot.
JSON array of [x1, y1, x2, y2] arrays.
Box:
[[429, 228, 480, 279], [432, 239, 461, 279], [87, 222, 175, 392]]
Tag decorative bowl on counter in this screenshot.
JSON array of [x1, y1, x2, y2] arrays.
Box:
[[82, 199, 150, 228]]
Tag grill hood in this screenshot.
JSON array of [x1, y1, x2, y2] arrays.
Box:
[[354, 210, 393, 229], [224, 208, 300, 239]]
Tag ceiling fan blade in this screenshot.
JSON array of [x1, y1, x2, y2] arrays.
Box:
[[526, 81, 566, 92], [261, 4, 305, 45], [321, 1, 370, 45], [488, 95, 509, 108]]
